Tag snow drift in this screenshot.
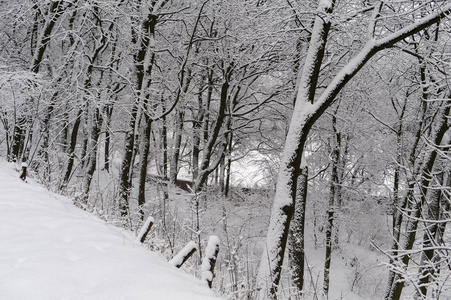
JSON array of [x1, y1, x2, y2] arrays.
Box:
[[0, 160, 220, 300]]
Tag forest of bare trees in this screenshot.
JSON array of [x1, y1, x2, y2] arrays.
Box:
[[1, 0, 451, 299]]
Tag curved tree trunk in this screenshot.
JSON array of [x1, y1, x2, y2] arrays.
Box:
[[60, 108, 83, 190]]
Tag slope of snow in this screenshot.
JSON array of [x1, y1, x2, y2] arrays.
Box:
[[0, 160, 221, 300]]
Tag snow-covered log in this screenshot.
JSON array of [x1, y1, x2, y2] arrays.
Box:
[[169, 241, 197, 268], [136, 216, 154, 243], [201, 236, 220, 288]]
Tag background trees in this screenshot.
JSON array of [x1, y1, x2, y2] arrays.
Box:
[[256, 1, 451, 299]]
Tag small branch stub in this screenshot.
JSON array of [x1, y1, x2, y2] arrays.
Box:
[[136, 216, 154, 243]]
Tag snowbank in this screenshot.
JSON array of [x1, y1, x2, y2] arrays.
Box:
[[0, 160, 220, 300]]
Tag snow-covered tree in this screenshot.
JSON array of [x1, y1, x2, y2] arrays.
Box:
[[256, 1, 451, 298]]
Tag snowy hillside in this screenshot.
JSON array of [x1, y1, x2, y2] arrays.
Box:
[[0, 160, 220, 300]]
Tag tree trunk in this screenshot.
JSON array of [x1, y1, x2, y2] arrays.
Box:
[[414, 170, 444, 299], [103, 103, 113, 172], [169, 109, 184, 183], [324, 114, 341, 297], [60, 16, 106, 189], [196, 76, 230, 192], [118, 103, 139, 216], [218, 156, 225, 193], [387, 103, 451, 300], [137, 115, 152, 219], [81, 105, 103, 203], [79, 108, 89, 171], [0, 110, 11, 161], [117, 12, 157, 217], [289, 166, 308, 292], [39, 83, 63, 181], [223, 131, 233, 198], [386, 96, 427, 297], [31, 1, 75, 73], [11, 116, 27, 161], [60, 108, 83, 190], [257, 2, 335, 297], [20, 1, 75, 175], [192, 69, 209, 181], [202, 69, 213, 149], [169, 67, 191, 184], [161, 112, 168, 179], [333, 133, 347, 247], [60, 107, 69, 152], [192, 108, 203, 182]]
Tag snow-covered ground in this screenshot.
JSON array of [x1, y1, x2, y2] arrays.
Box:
[[0, 160, 221, 300]]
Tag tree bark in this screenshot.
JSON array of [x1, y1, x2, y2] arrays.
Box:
[[81, 105, 103, 203], [60, 107, 83, 190], [288, 166, 308, 292], [103, 103, 113, 172], [137, 116, 152, 219], [323, 114, 341, 297], [169, 109, 184, 183]]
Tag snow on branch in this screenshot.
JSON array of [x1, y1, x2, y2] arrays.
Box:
[[201, 236, 220, 289], [169, 241, 198, 268], [375, 3, 451, 49]]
